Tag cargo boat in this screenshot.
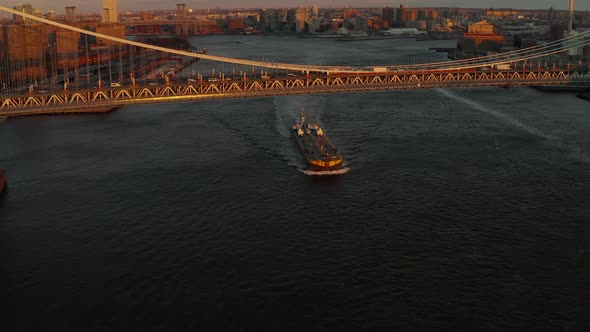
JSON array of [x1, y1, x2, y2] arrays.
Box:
[[0, 168, 6, 195], [292, 112, 343, 171]]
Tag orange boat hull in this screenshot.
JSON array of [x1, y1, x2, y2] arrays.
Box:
[[307, 158, 343, 171]]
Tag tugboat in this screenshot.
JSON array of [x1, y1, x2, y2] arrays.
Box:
[[292, 111, 343, 171], [0, 168, 6, 195]]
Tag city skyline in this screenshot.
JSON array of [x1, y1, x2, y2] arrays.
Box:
[[8, 0, 590, 14]]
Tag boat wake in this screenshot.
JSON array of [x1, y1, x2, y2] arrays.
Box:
[[300, 167, 350, 176], [436, 88, 547, 138], [436, 88, 590, 163]]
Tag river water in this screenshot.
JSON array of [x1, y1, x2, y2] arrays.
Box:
[[1, 36, 590, 331]]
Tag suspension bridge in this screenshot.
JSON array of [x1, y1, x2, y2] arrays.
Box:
[[1, 5, 589, 117]]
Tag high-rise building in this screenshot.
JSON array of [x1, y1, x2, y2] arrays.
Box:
[[382, 7, 394, 27], [259, 9, 269, 32], [287, 9, 296, 31], [1, 24, 49, 83], [312, 5, 319, 18], [405, 8, 418, 22], [102, 0, 118, 24], [274, 9, 286, 32], [397, 5, 407, 27], [295, 7, 306, 32], [56, 30, 81, 69], [266, 10, 276, 31]]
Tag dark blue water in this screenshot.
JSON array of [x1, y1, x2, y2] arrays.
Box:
[[1, 36, 590, 331]]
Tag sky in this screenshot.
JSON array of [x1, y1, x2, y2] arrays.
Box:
[[4, 0, 589, 14]]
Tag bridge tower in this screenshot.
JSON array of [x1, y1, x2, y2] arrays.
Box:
[[176, 3, 189, 36]]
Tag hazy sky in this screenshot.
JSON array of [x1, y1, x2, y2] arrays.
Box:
[[7, 1, 590, 14]]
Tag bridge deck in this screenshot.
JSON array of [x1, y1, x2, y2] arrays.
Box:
[[2, 70, 589, 117]]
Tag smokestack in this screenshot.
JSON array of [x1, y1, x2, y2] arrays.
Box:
[[569, 0, 574, 32]]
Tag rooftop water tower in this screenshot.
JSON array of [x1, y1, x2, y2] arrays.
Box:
[[65, 6, 76, 24]]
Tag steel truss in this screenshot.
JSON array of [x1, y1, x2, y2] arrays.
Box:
[[2, 70, 589, 116]]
